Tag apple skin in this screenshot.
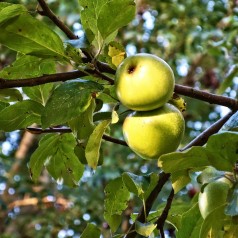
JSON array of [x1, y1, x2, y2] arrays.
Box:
[[122, 103, 185, 160], [198, 179, 231, 219], [115, 53, 175, 111]]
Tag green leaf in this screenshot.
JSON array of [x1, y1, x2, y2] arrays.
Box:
[[69, 99, 96, 164], [159, 147, 209, 173], [0, 8, 65, 58], [135, 221, 157, 237], [159, 132, 238, 192], [29, 133, 84, 187], [64, 42, 83, 65], [0, 88, 23, 102], [122, 172, 146, 197], [0, 3, 27, 25], [0, 100, 43, 131], [0, 55, 56, 79], [104, 177, 130, 232], [0, 3, 13, 11], [23, 84, 54, 106], [79, 0, 135, 50], [197, 167, 225, 184], [97, 0, 136, 39], [224, 220, 238, 238], [205, 132, 238, 171], [111, 110, 119, 124], [0, 101, 9, 112], [97, 87, 119, 104], [177, 203, 203, 238], [29, 134, 59, 181], [85, 120, 111, 169], [42, 79, 103, 128], [104, 41, 126, 69], [158, 146, 209, 192], [112, 235, 124, 238], [225, 183, 238, 216], [143, 173, 160, 200], [68, 99, 96, 141], [146, 201, 194, 230], [172, 170, 192, 194], [81, 223, 101, 238], [74, 144, 87, 164], [199, 204, 227, 238]]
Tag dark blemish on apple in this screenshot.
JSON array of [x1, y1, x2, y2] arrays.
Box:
[[128, 65, 136, 74]]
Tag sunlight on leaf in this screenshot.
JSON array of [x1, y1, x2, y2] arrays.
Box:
[[105, 41, 126, 68], [85, 120, 111, 169], [135, 221, 157, 237]]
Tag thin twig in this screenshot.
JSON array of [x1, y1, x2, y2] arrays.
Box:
[[102, 134, 127, 146], [26, 127, 127, 146], [96, 61, 116, 74], [36, 0, 93, 60], [37, 0, 77, 40]]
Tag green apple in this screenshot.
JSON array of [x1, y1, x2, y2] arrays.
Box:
[[115, 53, 175, 111], [122, 103, 185, 160], [198, 179, 232, 219]]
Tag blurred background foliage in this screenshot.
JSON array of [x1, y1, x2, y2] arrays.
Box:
[[0, 0, 238, 237]]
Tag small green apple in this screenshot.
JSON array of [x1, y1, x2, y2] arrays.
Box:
[[115, 53, 175, 111], [122, 103, 185, 160], [198, 179, 232, 219]]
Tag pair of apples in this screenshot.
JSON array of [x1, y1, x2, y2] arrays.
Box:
[[115, 53, 185, 160]]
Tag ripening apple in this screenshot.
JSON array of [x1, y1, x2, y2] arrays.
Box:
[[198, 178, 232, 219], [122, 103, 185, 160], [115, 53, 175, 111]]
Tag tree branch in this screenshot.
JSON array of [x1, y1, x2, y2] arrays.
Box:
[[125, 172, 171, 238], [180, 110, 235, 151], [0, 69, 237, 109], [26, 127, 127, 146], [36, 0, 95, 61], [37, 0, 77, 40], [0, 69, 114, 89], [156, 188, 174, 238], [174, 84, 238, 110]]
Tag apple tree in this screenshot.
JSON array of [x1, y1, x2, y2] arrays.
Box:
[[0, 0, 238, 237]]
